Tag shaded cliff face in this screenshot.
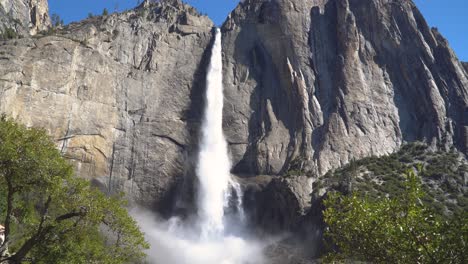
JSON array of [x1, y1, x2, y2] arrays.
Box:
[[0, 0, 50, 35], [0, 0, 213, 211], [222, 0, 468, 176]]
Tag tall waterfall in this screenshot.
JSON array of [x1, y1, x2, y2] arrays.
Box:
[[133, 28, 263, 264], [196, 28, 232, 239]]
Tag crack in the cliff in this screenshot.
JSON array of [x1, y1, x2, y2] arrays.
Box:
[[93, 145, 108, 159], [57, 133, 105, 141], [227, 141, 249, 146], [62, 156, 87, 163], [128, 136, 136, 180], [60, 118, 72, 154], [108, 142, 116, 194], [0, 79, 29, 86], [151, 133, 185, 149]]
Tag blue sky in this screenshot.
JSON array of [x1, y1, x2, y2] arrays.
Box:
[[48, 0, 467, 61]]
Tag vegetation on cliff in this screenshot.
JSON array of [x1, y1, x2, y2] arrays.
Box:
[[314, 143, 467, 215], [317, 143, 468, 263], [0, 116, 148, 263], [0, 27, 17, 40], [323, 168, 467, 263]]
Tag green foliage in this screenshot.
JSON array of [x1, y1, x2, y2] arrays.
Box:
[[323, 169, 467, 263], [0, 116, 148, 263], [41, 13, 64, 36], [0, 27, 17, 40], [313, 142, 467, 215], [285, 157, 307, 177], [102, 8, 109, 16], [87, 12, 94, 19], [50, 13, 63, 28]]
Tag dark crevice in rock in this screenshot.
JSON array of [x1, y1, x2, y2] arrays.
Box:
[[127, 134, 136, 181], [151, 133, 185, 149], [107, 142, 117, 194], [227, 141, 249, 146]]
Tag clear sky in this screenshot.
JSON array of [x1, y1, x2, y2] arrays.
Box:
[[48, 0, 467, 61]]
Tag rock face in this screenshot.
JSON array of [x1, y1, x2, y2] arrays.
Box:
[[245, 175, 313, 233], [0, 0, 213, 211], [463, 62, 468, 73], [0, 0, 467, 213], [222, 0, 468, 177], [0, 0, 50, 36]]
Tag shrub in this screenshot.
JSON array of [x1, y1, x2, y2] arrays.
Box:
[[0, 27, 17, 40], [323, 169, 467, 263]]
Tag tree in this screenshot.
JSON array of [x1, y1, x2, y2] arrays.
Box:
[[323, 168, 467, 263], [50, 13, 63, 28], [102, 8, 109, 16], [0, 116, 148, 263]]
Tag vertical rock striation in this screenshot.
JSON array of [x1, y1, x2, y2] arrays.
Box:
[[0, 0, 50, 36], [0, 0, 213, 211], [222, 0, 468, 177]]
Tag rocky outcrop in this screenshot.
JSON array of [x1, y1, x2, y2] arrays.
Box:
[[222, 0, 468, 177], [0, 0, 50, 36], [312, 142, 468, 215], [0, 0, 213, 211], [463, 62, 468, 73], [265, 242, 315, 264], [243, 175, 313, 233]]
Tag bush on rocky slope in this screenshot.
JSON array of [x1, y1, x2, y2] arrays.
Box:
[[313, 142, 467, 215], [0, 27, 17, 40]]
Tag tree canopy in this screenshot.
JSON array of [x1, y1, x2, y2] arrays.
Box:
[[0, 116, 148, 263], [323, 167, 467, 263]]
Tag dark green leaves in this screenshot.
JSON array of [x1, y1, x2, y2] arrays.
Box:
[[0, 116, 148, 263], [323, 169, 467, 263]]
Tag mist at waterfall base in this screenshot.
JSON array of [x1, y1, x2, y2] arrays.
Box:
[[132, 210, 265, 264], [132, 29, 266, 264]]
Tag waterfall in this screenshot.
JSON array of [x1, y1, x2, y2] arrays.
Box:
[[133, 28, 264, 264], [196, 28, 233, 239]]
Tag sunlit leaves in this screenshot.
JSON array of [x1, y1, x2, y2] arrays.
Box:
[[0, 116, 148, 263], [323, 169, 467, 263]]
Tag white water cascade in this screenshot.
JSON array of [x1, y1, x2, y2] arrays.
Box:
[[196, 27, 235, 239], [133, 29, 264, 264]]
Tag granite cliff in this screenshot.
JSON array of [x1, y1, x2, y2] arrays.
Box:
[[0, 0, 467, 221], [222, 0, 467, 177], [0, 0, 50, 36], [0, 0, 213, 212]]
